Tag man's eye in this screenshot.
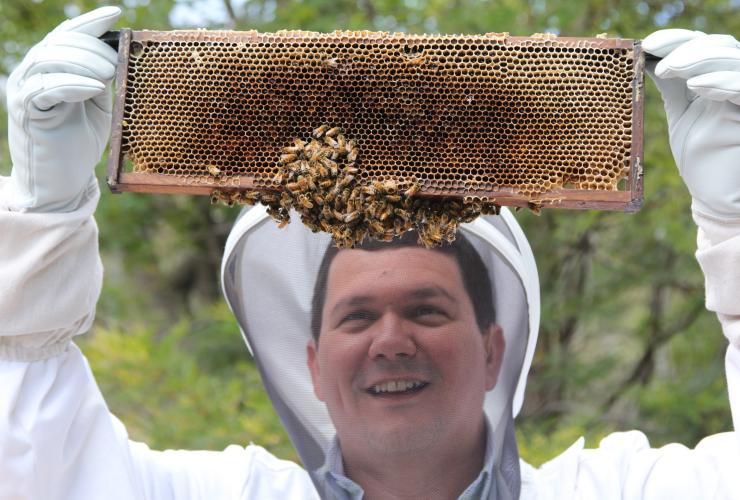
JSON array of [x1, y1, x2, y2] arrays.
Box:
[[340, 310, 377, 324], [410, 305, 445, 317]]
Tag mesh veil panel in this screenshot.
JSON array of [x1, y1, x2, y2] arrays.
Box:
[[221, 206, 539, 498]]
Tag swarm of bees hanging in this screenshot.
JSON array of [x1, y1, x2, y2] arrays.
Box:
[[211, 125, 502, 248]]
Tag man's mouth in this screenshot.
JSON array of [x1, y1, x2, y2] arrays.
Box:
[[367, 379, 429, 395]]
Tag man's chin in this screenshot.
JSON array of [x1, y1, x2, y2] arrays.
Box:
[[360, 416, 444, 456]]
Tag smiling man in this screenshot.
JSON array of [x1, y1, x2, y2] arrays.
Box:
[[306, 234, 505, 499], [2, 7, 740, 500]]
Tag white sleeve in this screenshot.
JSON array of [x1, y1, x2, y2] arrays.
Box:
[[0, 176, 317, 499], [692, 211, 740, 437], [521, 430, 740, 499], [520, 213, 740, 500]]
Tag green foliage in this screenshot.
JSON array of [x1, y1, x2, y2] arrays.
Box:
[[2, 0, 737, 468], [78, 301, 298, 461]]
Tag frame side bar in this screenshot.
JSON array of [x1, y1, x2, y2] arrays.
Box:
[[107, 28, 132, 194], [627, 41, 646, 213]]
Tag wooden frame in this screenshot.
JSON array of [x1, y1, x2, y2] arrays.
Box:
[[106, 29, 645, 212]]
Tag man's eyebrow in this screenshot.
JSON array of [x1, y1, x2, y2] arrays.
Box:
[[332, 286, 456, 312], [406, 286, 456, 302]]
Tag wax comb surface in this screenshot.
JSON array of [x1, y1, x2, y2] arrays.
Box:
[[107, 29, 645, 211]]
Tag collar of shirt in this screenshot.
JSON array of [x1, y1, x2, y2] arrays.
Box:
[[317, 417, 496, 500]]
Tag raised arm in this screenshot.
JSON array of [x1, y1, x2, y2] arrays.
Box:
[[520, 29, 740, 499], [0, 8, 314, 499], [644, 30, 740, 425]]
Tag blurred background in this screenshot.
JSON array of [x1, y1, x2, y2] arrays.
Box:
[[1, 0, 738, 466]]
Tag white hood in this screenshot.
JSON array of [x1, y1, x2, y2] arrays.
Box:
[[221, 206, 540, 499]]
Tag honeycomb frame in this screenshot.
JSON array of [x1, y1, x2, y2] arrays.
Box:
[[107, 28, 645, 212]]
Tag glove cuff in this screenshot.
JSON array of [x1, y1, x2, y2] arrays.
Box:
[[692, 208, 740, 329]]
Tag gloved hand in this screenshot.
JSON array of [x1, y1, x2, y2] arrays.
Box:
[[4, 6, 121, 213], [643, 29, 740, 221]]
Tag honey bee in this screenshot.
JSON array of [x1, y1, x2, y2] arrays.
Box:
[[280, 153, 297, 164], [280, 192, 293, 208], [286, 182, 301, 194], [242, 191, 262, 205], [380, 231, 395, 242], [282, 144, 303, 154], [326, 127, 341, 138], [313, 125, 330, 138], [370, 220, 385, 233], [285, 160, 302, 172], [346, 148, 359, 163], [339, 175, 355, 188], [324, 136, 339, 148], [425, 225, 444, 245], [336, 135, 346, 150], [319, 157, 337, 172], [405, 54, 426, 66], [343, 211, 359, 223], [277, 219, 290, 229], [404, 183, 420, 198], [207, 164, 222, 177], [296, 177, 310, 190], [260, 192, 279, 204], [344, 166, 359, 176], [527, 202, 543, 215], [323, 57, 339, 68], [298, 195, 314, 209]]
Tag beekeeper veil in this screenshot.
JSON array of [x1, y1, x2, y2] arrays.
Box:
[[221, 206, 539, 499]]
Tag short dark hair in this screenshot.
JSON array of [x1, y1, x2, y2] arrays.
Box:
[[310, 231, 495, 343]]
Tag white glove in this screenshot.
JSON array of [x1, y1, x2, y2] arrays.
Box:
[[4, 6, 121, 213], [643, 29, 740, 221]]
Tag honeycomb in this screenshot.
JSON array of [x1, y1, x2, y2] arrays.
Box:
[[108, 29, 644, 211]]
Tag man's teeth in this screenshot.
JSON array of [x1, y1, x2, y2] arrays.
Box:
[[370, 380, 425, 394]]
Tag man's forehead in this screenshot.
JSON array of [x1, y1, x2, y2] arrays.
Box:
[[325, 246, 465, 292]]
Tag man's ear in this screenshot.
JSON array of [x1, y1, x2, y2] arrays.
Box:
[[306, 339, 325, 401], [483, 324, 505, 391]]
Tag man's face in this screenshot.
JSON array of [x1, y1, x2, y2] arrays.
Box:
[[307, 247, 504, 458]]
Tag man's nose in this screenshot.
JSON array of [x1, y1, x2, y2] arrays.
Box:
[[367, 312, 417, 359]]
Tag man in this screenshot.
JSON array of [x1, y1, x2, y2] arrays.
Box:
[[306, 233, 505, 499], [1, 6, 739, 500]]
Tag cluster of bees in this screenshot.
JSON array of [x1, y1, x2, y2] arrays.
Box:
[[211, 125, 502, 248]]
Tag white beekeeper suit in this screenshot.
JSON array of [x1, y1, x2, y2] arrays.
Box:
[[1, 6, 740, 499]]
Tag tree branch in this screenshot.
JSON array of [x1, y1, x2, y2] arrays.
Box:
[[222, 0, 238, 28]]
